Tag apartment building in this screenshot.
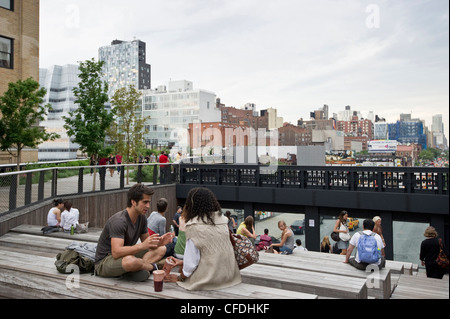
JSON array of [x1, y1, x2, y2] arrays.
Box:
[[0, 0, 40, 164]]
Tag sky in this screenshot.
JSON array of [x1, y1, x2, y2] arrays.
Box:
[[40, 0, 449, 138]]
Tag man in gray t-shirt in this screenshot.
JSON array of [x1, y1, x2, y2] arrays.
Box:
[[94, 184, 173, 280]]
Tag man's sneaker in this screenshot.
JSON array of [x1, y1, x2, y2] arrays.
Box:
[[121, 270, 150, 282]]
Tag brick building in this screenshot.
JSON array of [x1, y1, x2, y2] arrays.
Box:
[[278, 123, 312, 146], [0, 0, 40, 164]]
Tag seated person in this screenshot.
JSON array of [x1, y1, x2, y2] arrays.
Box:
[[256, 228, 272, 251], [270, 220, 295, 254], [60, 200, 80, 232], [95, 184, 173, 282], [344, 219, 385, 270]]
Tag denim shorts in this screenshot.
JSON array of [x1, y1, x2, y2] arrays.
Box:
[[279, 245, 293, 254]]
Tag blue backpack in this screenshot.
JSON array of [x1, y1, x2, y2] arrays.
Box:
[[357, 232, 379, 263]]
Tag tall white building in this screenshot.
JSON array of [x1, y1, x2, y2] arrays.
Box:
[[38, 64, 81, 161], [140, 80, 220, 150]]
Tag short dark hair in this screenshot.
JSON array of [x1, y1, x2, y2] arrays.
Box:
[[363, 219, 375, 231], [156, 198, 168, 213], [127, 184, 154, 207]]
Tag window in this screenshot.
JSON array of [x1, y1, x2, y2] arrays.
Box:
[[0, 36, 13, 69], [0, 0, 13, 10]]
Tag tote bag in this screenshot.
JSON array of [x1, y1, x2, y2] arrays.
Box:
[[339, 223, 351, 241]]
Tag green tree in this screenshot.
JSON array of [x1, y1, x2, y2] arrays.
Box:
[[0, 78, 59, 171], [108, 85, 149, 184], [63, 59, 114, 189]]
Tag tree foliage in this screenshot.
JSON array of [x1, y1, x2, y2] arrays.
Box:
[[63, 59, 114, 161], [108, 85, 148, 164], [0, 78, 59, 170]]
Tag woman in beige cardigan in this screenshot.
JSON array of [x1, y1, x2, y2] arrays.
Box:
[[165, 187, 241, 290]]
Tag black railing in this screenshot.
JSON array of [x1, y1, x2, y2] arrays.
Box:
[[0, 163, 177, 217], [179, 164, 449, 195]]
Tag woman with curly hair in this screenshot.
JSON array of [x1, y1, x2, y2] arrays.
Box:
[[165, 187, 241, 290]]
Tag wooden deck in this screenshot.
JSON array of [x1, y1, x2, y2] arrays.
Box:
[[0, 225, 448, 300]]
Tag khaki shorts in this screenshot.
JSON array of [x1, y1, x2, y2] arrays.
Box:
[[95, 250, 148, 278]]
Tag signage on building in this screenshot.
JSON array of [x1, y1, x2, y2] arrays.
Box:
[[368, 140, 398, 153]]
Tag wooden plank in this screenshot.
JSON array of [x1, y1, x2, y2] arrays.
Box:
[[390, 275, 449, 299], [240, 263, 368, 299], [257, 253, 392, 299], [285, 250, 406, 275], [0, 249, 317, 300], [9, 224, 102, 243]]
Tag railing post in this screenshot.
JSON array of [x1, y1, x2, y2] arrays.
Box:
[[38, 170, 45, 201], [51, 169, 57, 197], [78, 168, 84, 194], [9, 174, 17, 211], [25, 172, 32, 205]]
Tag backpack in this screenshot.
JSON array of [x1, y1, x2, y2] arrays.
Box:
[[55, 249, 95, 274], [357, 232, 379, 264]]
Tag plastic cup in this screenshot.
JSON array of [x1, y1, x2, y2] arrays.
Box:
[[163, 258, 176, 277], [153, 270, 165, 292]]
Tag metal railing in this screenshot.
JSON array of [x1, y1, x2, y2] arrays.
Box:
[[179, 164, 449, 194], [0, 163, 178, 218]]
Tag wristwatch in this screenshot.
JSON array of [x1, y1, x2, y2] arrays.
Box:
[[178, 272, 186, 282]]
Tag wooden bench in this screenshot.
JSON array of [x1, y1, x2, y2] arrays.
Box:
[[288, 249, 408, 275], [390, 273, 449, 299], [9, 224, 102, 243], [241, 263, 368, 299], [257, 252, 392, 299], [0, 249, 317, 299]]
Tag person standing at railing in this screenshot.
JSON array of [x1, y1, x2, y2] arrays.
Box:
[[115, 153, 123, 175], [159, 151, 170, 184], [108, 154, 116, 177]]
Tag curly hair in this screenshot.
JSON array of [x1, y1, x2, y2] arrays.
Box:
[[183, 187, 222, 225]]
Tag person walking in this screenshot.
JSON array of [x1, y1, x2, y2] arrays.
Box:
[[420, 226, 449, 279]]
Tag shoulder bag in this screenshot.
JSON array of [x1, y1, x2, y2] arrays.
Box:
[[436, 238, 449, 269], [339, 223, 351, 241], [229, 231, 259, 270]]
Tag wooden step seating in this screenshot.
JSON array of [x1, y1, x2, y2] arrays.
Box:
[[2, 225, 370, 299], [390, 272, 449, 299], [256, 252, 391, 299], [1, 224, 437, 299], [0, 225, 318, 300]]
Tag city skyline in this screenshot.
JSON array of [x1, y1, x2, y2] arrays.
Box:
[[40, 0, 449, 137]]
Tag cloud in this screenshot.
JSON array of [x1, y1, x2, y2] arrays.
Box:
[[40, 0, 449, 137]]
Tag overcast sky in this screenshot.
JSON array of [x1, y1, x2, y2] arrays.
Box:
[[40, 0, 449, 138]]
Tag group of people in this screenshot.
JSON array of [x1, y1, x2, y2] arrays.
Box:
[[46, 198, 80, 233], [46, 188, 448, 290], [94, 185, 241, 290], [226, 213, 306, 255]]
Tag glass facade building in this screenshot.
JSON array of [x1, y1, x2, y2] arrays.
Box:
[[38, 64, 81, 161], [388, 120, 427, 150], [99, 39, 151, 96]]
